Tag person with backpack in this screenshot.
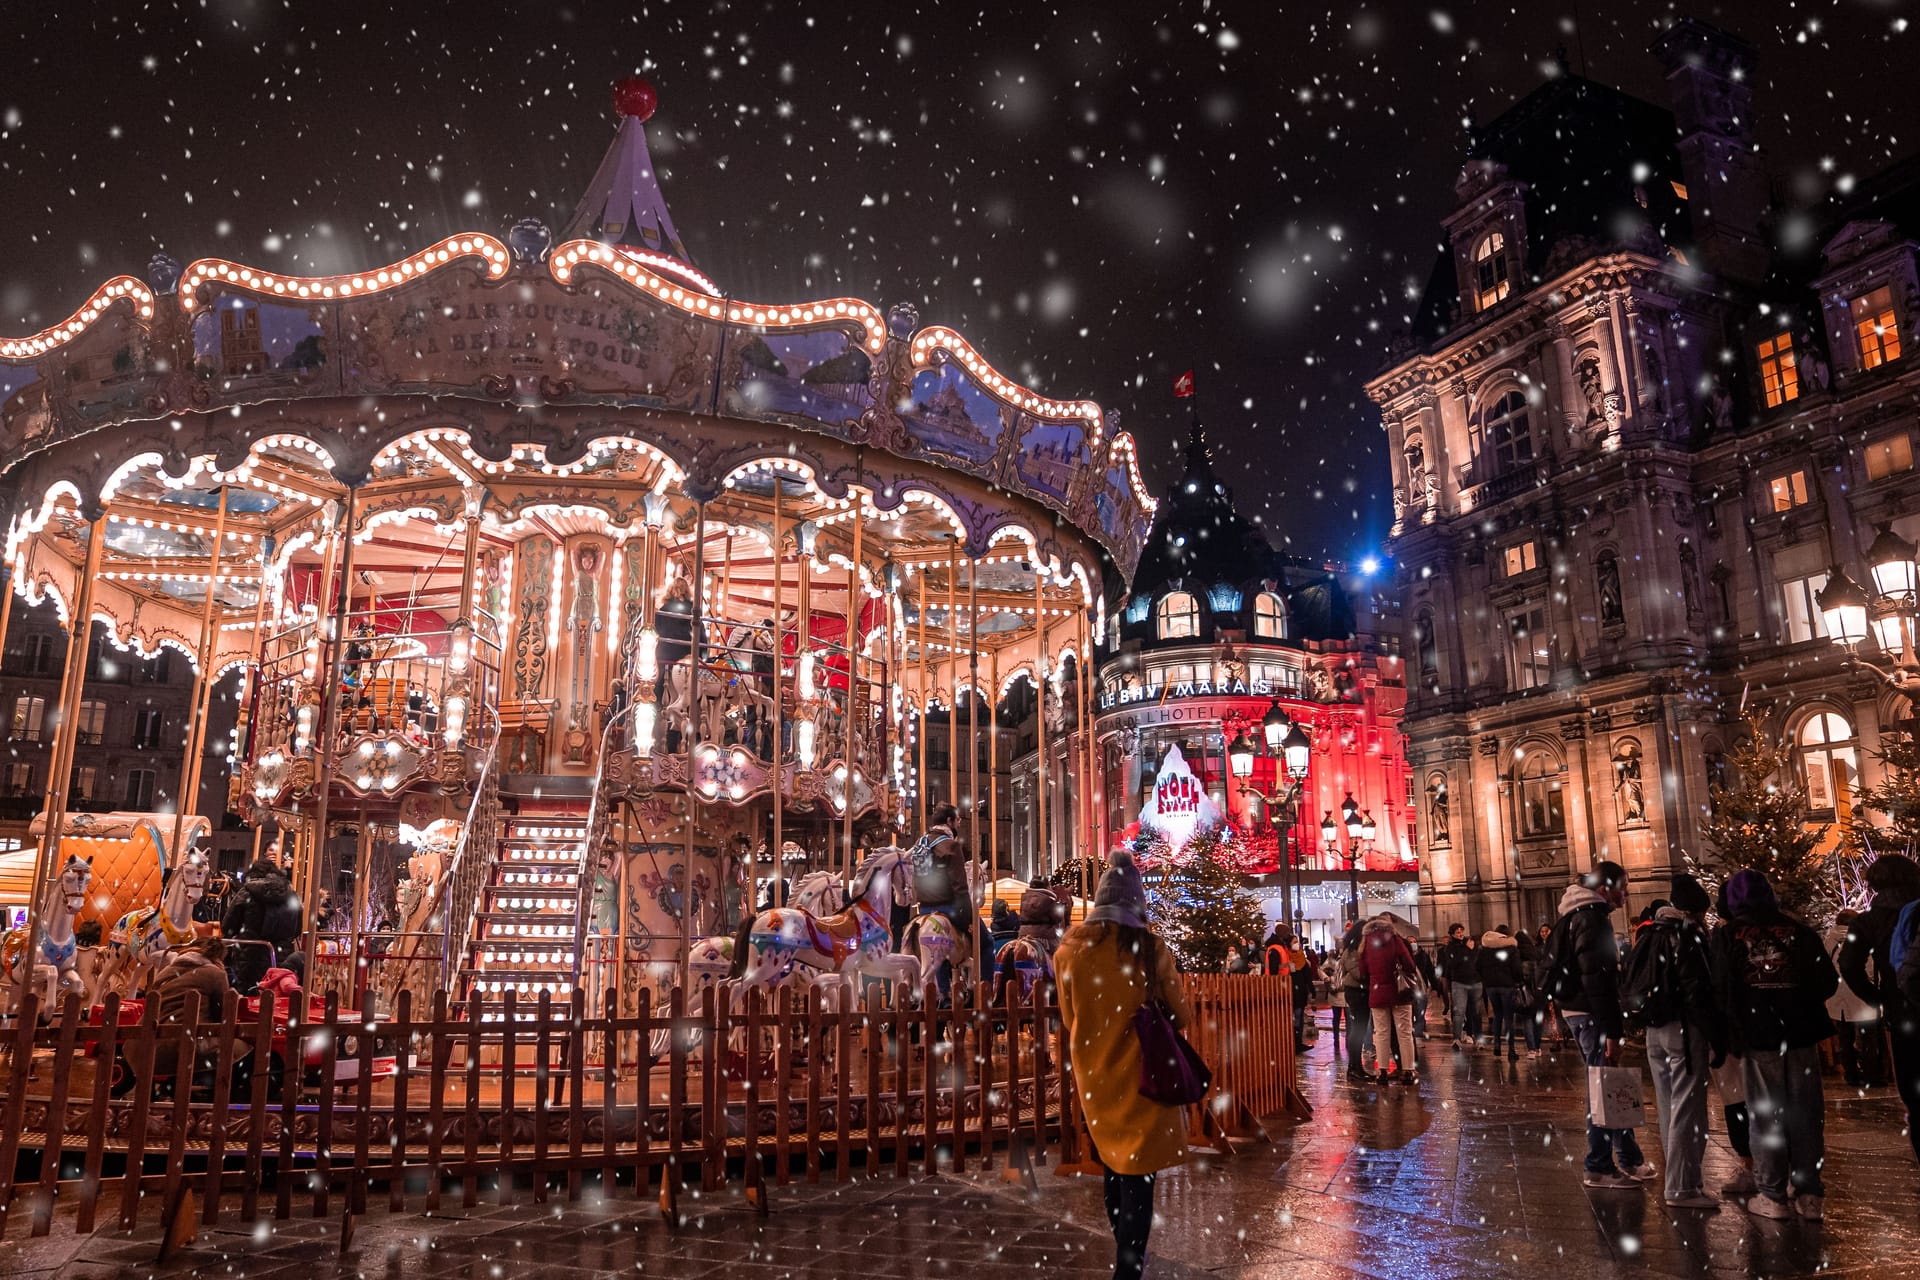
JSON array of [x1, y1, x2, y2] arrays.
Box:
[[1711, 868, 1837, 1221], [1544, 860, 1653, 1188], [1837, 851, 1920, 1166], [1708, 879, 1757, 1199], [1475, 924, 1527, 1061], [1321, 947, 1348, 1053], [1624, 873, 1725, 1210]]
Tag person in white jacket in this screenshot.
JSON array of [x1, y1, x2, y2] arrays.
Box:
[[1825, 910, 1883, 1087]]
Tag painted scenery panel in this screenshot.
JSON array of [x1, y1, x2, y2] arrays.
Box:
[[721, 324, 872, 430], [1013, 417, 1085, 505], [191, 296, 331, 394], [0, 363, 47, 452], [901, 361, 1006, 472]]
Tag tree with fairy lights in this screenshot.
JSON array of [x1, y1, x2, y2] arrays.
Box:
[[1142, 822, 1269, 972], [1840, 726, 1920, 909], [1694, 714, 1833, 920]]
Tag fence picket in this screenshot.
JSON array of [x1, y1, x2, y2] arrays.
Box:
[[389, 990, 413, 1214], [30, 993, 82, 1235], [198, 989, 240, 1227], [75, 991, 122, 1234], [117, 998, 157, 1230]]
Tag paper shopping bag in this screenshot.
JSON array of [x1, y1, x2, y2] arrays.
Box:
[[1588, 1065, 1645, 1129]]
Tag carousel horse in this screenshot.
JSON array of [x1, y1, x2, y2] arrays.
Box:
[[989, 886, 1072, 1005], [1, 855, 94, 1016], [92, 850, 212, 1000], [696, 869, 851, 992], [901, 847, 978, 1004], [733, 847, 921, 997]]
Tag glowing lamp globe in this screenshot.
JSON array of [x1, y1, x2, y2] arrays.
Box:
[[612, 76, 658, 121]]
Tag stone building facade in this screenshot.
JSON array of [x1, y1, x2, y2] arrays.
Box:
[[1369, 20, 1920, 933]]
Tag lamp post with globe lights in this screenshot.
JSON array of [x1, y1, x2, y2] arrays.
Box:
[[1230, 699, 1313, 933], [1816, 524, 1920, 694]]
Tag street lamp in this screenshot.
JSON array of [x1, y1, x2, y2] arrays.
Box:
[[1817, 528, 1920, 691], [1233, 714, 1312, 935]]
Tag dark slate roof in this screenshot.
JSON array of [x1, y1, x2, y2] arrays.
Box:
[[1410, 74, 1690, 343]]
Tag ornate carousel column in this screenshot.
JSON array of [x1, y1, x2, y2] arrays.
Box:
[[767, 483, 784, 896], [21, 510, 106, 983], [172, 484, 231, 863], [1033, 564, 1050, 874], [839, 510, 864, 879], [299, 484, 361, 975], [967, 554, 981, 896]]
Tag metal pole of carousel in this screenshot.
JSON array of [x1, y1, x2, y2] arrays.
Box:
[[680, 506, 707, 991], [0, 564, 16, 694], [171, 483, 231, 867], [1075, 604, 1094, 886], [299, 486, 360, 991], [840, 506, 863, 880], [945, 537, 958, 820], [988, 647, 999, 892], [768, 481, 784, 908], [17, 511, 106, 1009], [966, 555, 980, 923], [234, 537, 276, 864], [915, 569, 928, 833], [1032, 560, 1049, 876]]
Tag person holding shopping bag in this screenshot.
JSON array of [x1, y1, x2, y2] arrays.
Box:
[[1058, 849, 1195, 1280]]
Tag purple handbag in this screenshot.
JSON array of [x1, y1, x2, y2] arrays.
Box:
[[1134, 1000, 1212, 1106]]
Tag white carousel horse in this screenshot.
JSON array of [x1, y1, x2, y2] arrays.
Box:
[[92, 850, 211, 1000], [735, 847, 921, 997], [901, 847, 979, 1003], [2, 855, 94, 1016], [688, 869, 848, 990]]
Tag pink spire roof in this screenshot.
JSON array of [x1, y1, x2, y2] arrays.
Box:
[[563, 77, 693, 265]]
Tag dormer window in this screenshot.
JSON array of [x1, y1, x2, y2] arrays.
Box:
[[1253, 592, 1286, 639], [1157, 591, 1200, 640], [1756, 333, 1800, 408], [1473, 232, 1511, 311], [1851, 286, 1903, 369]]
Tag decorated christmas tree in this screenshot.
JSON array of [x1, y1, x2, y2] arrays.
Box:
[[1696, 714, 1832, 919], [1839, 726, 1920, 910], [1143, 823, 1270, 971]]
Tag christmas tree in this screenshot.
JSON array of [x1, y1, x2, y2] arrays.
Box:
[[1696, 714, 1833, 919], [1850, 727, 1920, 856], [1142, 823, 1270, 972]]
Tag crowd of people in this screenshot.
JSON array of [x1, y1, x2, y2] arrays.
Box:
[[1272, 855, 1920, 1222]]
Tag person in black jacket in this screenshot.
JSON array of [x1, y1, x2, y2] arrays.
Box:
[[1475, 925, 1526, 1060], [220, 859, 303, 993], [1711, 869, 1837, 1222], [1633, 874, 1726, 1210], [1837, 852, 1920, 1167], [1439, 923, 1482, 1048], [1553, 860, 1651, 1188]]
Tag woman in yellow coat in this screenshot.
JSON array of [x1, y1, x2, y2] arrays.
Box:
[[1057, 849, 1192, 1280]]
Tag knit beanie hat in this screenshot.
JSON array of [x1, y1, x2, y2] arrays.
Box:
[[1669, 873, 1712, 917], [1085, 848, 1149, 929]]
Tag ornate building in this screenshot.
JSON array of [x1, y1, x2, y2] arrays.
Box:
[[1370, 20, 1920, 933], [1059, 421, 1413, 947]]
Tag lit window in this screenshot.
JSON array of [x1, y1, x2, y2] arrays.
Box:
[[1158, 662, 1199, 688], [1779, 572, 1830, 645], [1505, 605, 1552, 691], [1515, 747, 1566, 836], [1865, 432, 1914, 481], [1473, 232, 1510, 311], [1796, 710, 1857, 817], [5, 763, 33, 796], [1483, 390, 1533, 474], [76, 700, 107, 746], [1768, 470, 1810, 512], [1253, 592, 1286, 639], [1502, 540, 1539, 576], [1756, 334, 1800, 407], [1156, 592, 1199, 640], [1851, 287, 1903, 369], [10, 695, 46, 742]]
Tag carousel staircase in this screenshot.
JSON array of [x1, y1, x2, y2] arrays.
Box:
[[457, 815, 589, 1012]]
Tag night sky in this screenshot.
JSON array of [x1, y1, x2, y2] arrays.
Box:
[[2, 2, 1910, 562]]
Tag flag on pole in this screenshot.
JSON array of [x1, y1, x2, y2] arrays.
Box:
[[1172, 370, 1195, 398]]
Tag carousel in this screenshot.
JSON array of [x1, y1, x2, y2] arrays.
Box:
[[0, 78, 1154, 1028]]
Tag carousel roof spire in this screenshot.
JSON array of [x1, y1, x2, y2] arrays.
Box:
[[563, 76, 693, 264]]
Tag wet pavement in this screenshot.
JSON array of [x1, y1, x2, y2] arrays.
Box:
[[4, 1018, 1917, 1278]]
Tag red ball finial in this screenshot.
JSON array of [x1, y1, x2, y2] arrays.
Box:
[[612, 76, 658, 122]]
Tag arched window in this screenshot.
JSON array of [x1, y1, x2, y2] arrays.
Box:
[[1156, 591, 1199, 640], [1484, 390, 1534, 473], [1795, 710, 1858, 818], [1253, 592, 1287, 639], [1515, 745, 1566, 837], [1474, 231, 1511, 310]]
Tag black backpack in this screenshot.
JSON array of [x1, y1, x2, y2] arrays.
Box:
[[1540, 912, 1583, 1005], [1622, 922, 1684, 1026]]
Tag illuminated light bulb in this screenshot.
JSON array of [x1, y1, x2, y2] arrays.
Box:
[[796, 718, 816, 769]]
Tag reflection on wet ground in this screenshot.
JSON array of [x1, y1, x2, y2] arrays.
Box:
[[3, 1023, 1914, 1277]]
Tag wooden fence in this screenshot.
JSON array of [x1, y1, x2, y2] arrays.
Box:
[[0, 973, 1304, 1241]]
